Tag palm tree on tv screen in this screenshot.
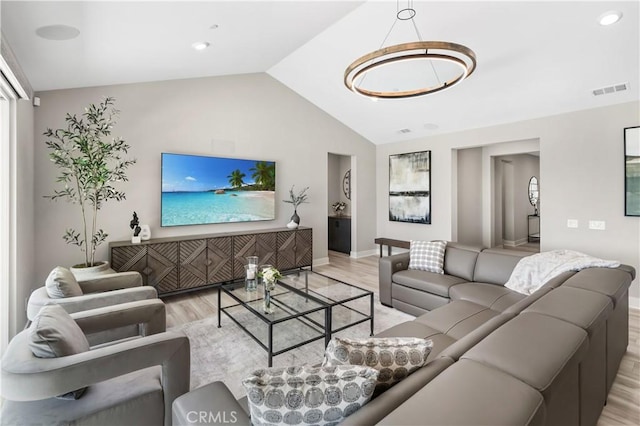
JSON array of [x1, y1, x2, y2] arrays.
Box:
[[228, 169, 245, 189], [250, 161, 275, 191]]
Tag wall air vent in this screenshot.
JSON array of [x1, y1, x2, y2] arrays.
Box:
[[398, 128, 412, 134], [592, 82, 628, 96]]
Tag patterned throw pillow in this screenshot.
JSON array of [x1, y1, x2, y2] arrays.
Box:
[[408, 240, 447, 274], [242, 365, 378, 426], [322, 337, 433, 394]]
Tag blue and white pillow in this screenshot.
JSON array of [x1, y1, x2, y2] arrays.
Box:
[[408, 240, 447, 274]]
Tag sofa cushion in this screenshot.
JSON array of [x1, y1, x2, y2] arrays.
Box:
[[323, 337, 433, 394], [443, 243, 483, 281], [391, 285, 449, 314], [462, 312, 589, 393], [392, 269, 467, 298], [408, 240, 446, 274], [377, 359, 545, 426], [45, 266, 83, 299], [523, 286, 613, 335], [242, 365, 378, 426], [562, 267, 632, 308], [449, 282, 524, 309], [414, 300, 489, 335], [473, 251, 526, 285]]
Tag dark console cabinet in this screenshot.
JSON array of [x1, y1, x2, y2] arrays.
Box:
[[328, 216, 351, 254], [110, 227, 312, 296]]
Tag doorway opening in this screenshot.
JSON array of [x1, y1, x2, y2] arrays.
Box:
[[454, 139, 540, 252], [327, 153, 352, 256]]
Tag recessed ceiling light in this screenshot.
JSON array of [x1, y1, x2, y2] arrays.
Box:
[[192, 41, 210, 51], [598, 10, 622, 26], [423, 123, 439, 130], [35, 24, 80, 40], [210, 24, 219, 30]]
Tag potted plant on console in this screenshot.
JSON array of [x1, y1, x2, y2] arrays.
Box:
[[283, 185, 309, 229], [44, 97, 136, 277]]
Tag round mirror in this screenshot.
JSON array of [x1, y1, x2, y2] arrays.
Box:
[[528, 176, 539, 211]]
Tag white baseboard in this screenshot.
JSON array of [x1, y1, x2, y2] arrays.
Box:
[[630, 296, 640, 310], [351, 249, 377, 259], [313, 257, 329, 267], [503, 237, 529, 248]]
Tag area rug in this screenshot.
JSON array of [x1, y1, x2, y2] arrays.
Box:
[[171, 294, 414, 399]]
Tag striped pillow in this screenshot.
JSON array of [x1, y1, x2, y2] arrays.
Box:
[[408, 240, 447, 274]]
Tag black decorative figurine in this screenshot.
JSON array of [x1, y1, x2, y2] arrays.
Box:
[[130, 212, 141, 237]]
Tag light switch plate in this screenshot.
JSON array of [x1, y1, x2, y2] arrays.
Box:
[[567, 219, 579, 228], [589, 220, 606, 230]]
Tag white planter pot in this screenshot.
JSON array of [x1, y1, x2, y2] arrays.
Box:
[[70, 261, 113, 280]]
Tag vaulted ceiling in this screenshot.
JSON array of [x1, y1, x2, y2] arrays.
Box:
[[2, 1, 638, 144]]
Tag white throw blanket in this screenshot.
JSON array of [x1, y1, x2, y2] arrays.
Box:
[[505, 249, 620, 295]]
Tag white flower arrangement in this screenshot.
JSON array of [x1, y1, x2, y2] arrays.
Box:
[[260, 266, 282, 290]]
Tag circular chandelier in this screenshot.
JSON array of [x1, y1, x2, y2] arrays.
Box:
[[344, 2, 477, 100]]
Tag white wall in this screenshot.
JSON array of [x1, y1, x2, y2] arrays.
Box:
[[13, 99, 34, 334], [33, 73, 376, 283], [377, 101, 640, 306]]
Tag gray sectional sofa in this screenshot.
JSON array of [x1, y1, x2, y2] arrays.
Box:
[[173, 243, 635, 426]]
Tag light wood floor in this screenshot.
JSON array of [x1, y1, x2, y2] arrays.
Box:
[[165, 251, 639, 425]]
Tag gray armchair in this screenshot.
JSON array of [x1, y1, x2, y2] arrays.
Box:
[[1, 299, 190, 426], [28, 270, 157, 344]]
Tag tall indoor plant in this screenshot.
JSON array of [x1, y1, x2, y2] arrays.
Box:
[[44, 97, 136, 268]]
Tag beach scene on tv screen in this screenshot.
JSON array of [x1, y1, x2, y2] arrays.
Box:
[[161, 153, 275, 226]]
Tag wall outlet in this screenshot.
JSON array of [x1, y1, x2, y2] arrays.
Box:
[[589, 220, 606, 230], [567, 219, 579, 228]]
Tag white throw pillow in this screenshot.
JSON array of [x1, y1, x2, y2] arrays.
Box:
[[242, 365, 378, 426], [45, 266, 83, 298], [322, 337, 433, 394], [408, 240, 447, 274]]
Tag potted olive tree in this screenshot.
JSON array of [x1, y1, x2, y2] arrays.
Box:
[[44, 97, 136, 274]]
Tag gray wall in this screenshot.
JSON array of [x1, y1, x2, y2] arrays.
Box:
[[377, 101, 640, 305], [33, 73, 376, 284], [456, 147, 483, 245]]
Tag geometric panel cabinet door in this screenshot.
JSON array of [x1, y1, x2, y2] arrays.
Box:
[[146, 242, 179, 294], [179, 239, 208, 290], [295, 228, 313, 268], [232, 233, 258, 280], [276, 230, 297, 271], [256, 232, 277, 269], [111, 245, 148, 283], [207, 236, 233, 284]]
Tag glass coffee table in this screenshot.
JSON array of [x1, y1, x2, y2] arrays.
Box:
[[217, 270, 374, 366]]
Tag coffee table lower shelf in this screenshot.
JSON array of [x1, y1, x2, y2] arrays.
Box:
[[217, 271, 374, 367]]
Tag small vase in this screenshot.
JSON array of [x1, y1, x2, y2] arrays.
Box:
[[291, 210, 300, 225], [263, 286, 274, 314]]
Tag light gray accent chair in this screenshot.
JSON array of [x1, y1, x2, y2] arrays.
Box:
[[28, 270, 157, 344], [2, 299, 190, 426]]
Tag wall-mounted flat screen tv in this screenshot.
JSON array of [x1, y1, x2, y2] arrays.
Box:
[[161, 153, 276, 226]]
